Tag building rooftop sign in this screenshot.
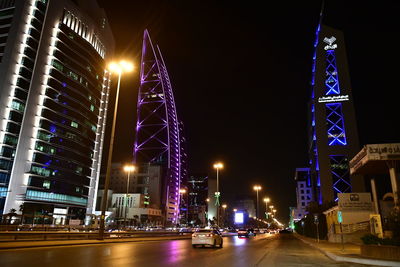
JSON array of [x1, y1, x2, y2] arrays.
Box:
[[350, 143, 400, 174]]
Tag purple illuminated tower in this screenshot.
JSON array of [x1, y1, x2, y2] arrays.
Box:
[[134, 30, 184, 225]]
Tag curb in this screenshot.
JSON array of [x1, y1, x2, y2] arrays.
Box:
[[0, 236, 191, 250], [294, 234, 400, 267]]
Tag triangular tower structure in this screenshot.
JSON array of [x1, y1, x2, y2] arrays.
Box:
[[134, 30, 183, 225]]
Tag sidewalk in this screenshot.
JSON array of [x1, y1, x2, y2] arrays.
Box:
[[0, 235, 191, 250], [294, 233, 400, 266]]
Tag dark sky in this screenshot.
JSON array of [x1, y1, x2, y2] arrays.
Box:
[[97, 0, 400, 223]]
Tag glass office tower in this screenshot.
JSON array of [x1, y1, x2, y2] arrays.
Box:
[[0, 0, 114, 224]]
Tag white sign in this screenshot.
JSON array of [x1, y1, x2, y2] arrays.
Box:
[[338, 193, 373, 211], [318, 95, 349, 103], [234, 212, 244, 224], [367, 144, 400, 160], [323, 36, 338, 50]]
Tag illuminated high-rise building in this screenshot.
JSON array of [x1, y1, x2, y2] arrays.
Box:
[[134, 30, 186, 225], [308, 14, 364, 204], [0, 0, 114, 223]]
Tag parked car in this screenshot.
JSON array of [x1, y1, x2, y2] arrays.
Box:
[[192, 229, 223, 248]]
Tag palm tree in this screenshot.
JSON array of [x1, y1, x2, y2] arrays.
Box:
[[7, 208, 17, 224]]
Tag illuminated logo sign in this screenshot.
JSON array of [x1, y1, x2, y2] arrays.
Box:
[[323, 36, 337, 50], [234, 212, 244, 224], [318, 95, 349, 103]]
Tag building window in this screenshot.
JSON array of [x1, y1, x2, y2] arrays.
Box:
[[300, 183, 304, 188], [301, 196, 304, 200], [71, 121, 78, 128], [301, 190, 304, 194], [301, 202, 305, 206], [43, 180, 51, 189]]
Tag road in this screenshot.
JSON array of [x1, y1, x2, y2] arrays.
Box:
[[0, 233, 368, 267]]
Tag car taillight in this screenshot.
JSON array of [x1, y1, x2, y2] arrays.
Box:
[[206, 234, 212, 237], [192, 234, 197, 237]]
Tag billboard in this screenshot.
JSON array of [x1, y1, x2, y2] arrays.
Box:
[[234, 212, 244, 224]]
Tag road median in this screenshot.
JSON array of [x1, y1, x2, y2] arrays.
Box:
[[0, 234, 191, 250]]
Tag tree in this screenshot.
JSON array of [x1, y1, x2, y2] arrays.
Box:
[[19, 204, 25, 224], [7, 208, 17, 225]]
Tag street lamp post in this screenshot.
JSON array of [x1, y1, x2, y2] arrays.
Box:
[[222, 204, 227, 228], [269, 205, 274, 219], [123, 165, 136, 229], [213, 162, 223, 227], [263, 197, 270, 219], [98, 60, 134, 240], [179, 189, 187, 225], [253, 185, 262, 219]]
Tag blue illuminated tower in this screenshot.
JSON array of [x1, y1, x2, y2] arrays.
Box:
[[308, 19, 364, 203], [134, 30, 185, 225]]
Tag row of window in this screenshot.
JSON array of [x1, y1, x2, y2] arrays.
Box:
[[30, 164, 90, 186], [28, 176, 87, 195], [25, 189, 87, 206]]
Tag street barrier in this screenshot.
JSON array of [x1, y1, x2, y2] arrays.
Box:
[[0, 230, 190, 241]]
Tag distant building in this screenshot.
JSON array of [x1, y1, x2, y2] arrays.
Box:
[[104, 163, 162, 210], [0, 0, 114, 224], [308, 19, 364, 204], [110, 193, 162, 226], [187, 174, 208, 226], [234, 197, 256, 219], [293, 168, 314, 221]]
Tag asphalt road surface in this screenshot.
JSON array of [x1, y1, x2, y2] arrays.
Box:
[[0, 233, 369, 267]]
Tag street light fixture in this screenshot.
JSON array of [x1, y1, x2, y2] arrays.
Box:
[[213, 162, 223, 227], [263, 197, 270, 219], [253, 185, 262, 219], [123, 164, 136, 228], [179, 189, 187, 224], [269, 205, 274, 218], [98, 60, 134, 240]]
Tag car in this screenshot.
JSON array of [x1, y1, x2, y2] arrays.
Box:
[[247, 228, 257, 236], [192, 229, 223, 248], [269, 230, 277, 234], [237, 228, 249, 237]]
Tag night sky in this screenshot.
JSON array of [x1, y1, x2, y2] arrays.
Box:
[[97, 0, 400, 222]]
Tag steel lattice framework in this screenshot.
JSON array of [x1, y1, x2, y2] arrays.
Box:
[[329, 155, 351, 200], [134, 30, 181, 224], [325, 50, 341, 95], [326, 103, 347, 146]]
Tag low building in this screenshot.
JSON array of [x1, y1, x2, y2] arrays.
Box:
[[293, 168, 314, 221], [109, 193, 162, 227]]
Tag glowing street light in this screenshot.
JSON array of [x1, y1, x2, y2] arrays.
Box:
[[179, 188, 187, 224], [99, 60, 134, 239], [213, 162, 224, 226], [179, 189, 187, 194], [123, 164, 136, 228], [253, 185, 262, 219], [233, 208, 237, 212], [263, 197, 270, 219]]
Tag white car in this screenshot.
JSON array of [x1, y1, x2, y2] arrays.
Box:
[[192, 229, 223, 248]]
